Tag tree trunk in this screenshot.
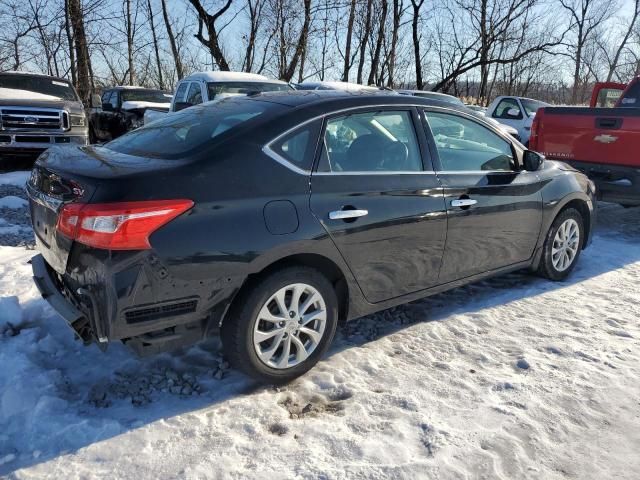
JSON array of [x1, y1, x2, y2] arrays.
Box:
[[280, 0, 311, 82], [147, 0, 164, 89], [188, 0, 233, 71], [68, 0, 91, 104], [368, 0, 388, 86], [411, 0, 424, 90], [64, 0, 77, 86], [160, 0, 184, 79], [357, 0, 374, 84], [126, 0, 135, 85], [386, 0, 401, 88], [342, 0, 356, 82]]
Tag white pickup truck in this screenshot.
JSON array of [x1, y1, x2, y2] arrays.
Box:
[[144, 71, 293, 125], [485, 96, 549, 145]]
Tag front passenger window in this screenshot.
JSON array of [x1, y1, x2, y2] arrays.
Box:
[[322, 111, 422, 172], [424, 111, 514, 172], [186, 83, 203, 105]]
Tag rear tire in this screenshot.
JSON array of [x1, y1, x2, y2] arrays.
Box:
[[221, 266, 338, 384], [537, 208, 584, 281]]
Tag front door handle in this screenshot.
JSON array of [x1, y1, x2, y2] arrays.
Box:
[[329, 209, 369, 220], [451, 199, 477, 208]]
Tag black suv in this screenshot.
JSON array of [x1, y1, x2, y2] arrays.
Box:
[[28, 92, 596, 383]]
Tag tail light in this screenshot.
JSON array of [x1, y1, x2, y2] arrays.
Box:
[[529, 112, 540, 150], [57, 199, 194, 250]]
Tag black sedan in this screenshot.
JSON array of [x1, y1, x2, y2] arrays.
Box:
[[27, 92, 596, 383]]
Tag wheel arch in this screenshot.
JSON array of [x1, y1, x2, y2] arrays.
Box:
[[219, 253, 350, 329], [559, 198, 592, 249]]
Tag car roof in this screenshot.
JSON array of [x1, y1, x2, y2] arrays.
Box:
[[1, 70, 72, 84], [296, 81, 382, 92], [111, 86, 166, 92], [182, 71, 288, 84], [195, 89, 472, 114]]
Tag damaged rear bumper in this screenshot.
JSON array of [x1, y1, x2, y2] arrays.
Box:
[[31, 253, 103, 344]]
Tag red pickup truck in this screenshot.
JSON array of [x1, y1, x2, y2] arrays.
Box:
[[530, 78, 640, 206]]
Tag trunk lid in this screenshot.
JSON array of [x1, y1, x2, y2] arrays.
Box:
[[27, 145, 187, 274]]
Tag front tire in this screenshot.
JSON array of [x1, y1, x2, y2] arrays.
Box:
[[221, 266, 338, 383], [537, 208, 584, 281]]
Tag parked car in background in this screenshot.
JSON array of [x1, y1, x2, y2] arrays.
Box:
[[28, 91, 595, 383], [530, 77, 640, 207], [486, 96, 549, 145], [0, 71, 87, 164], [88, 86, 171, 142], [296, 81, 384, 92], [143, 72, 292, 125], [398, 90, 521, 141]]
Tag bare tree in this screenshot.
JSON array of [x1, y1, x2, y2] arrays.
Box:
[[410, 0, 425, 89], [146, 0, 164, 88], [560, 0, 615, 103], [67, 0, 91, 102], [160, 0, 184, 79], [188, 0, 232, 71], [368, 0, 388, 85]]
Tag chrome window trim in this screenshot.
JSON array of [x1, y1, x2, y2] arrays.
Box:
[[262, 102, 518, 176]]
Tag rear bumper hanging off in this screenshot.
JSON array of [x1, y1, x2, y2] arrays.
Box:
[[31, 254, 101, 344]]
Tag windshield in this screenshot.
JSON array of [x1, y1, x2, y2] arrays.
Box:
[[121, 89, 171, 103], [105, 98, 281, 159], [0, 74, 78, 101], [619, 83, 640, 107], [521, 99, 547, 117], [207, 82, 292, 100]]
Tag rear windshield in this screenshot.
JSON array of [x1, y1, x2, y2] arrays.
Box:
[[0, 74, 78, 101], [619, 83, 640, 107], [105, 99, 280, 159], [207, 82, 292, 100], [521, 99, 547, 116], [121, 89, 171, 103]]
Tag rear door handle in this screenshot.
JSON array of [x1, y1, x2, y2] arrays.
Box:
[[451, 199, 477, 208], [329, 209, 368, 220]]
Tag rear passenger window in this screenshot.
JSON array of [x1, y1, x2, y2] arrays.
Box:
[[424, 111, 515, 172], [322, 111, 423, 172], [270, 121, 321, 171]]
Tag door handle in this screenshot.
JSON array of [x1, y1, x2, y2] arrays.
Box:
[[329, 209, 369, 220], [451, 199, 477, 208]]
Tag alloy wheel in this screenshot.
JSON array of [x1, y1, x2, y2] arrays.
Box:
[[551, 218, 580, 272], [252, 283, 327, 369]]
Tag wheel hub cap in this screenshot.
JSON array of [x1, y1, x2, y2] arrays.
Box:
[[253, 283, 327, 369]]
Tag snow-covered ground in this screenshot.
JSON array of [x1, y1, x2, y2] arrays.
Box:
[[1, 171, 639, 479]]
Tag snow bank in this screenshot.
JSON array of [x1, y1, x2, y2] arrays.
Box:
[[0, 196, 27, 209], [0, 171, 29, 186], [121, 101, 171, 111], [0, 174, 639, 479], [0, 88, 61, 101]]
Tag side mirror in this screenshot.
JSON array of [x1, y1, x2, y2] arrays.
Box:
[[90, 94, 101, 108], [506, 108, 521, 118], [173, 101, 193, 112], [523, 150, 544, 171], [101, 103, 114, 112]]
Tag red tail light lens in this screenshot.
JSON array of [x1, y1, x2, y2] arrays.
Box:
[[56, 199, 194, 250], [529, 114, 540, 150]]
